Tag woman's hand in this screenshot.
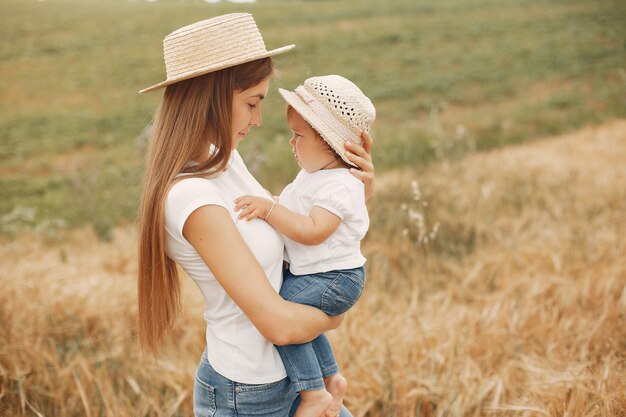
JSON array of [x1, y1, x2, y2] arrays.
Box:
[[345, 131, 375, 201]]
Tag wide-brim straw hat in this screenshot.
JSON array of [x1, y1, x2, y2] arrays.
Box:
[[279, 75, 376, 167], [139, 13, 294, 94]]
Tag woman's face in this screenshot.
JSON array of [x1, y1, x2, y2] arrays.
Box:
[[287, 110, 339, 172], [231, 77, 271, 148]]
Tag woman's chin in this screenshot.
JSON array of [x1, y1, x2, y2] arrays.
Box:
[[232, 135, 246, 147]]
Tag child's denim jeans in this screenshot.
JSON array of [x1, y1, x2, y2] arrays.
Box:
[[277, 266, 365, 392]]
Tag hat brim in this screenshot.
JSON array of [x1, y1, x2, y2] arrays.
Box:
[[278, 88, 359, 167], [138, 44, 295, 94]]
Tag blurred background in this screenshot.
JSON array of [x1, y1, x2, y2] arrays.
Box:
[[1, 0, 625, 416]]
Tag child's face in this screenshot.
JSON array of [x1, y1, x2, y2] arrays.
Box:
[[287, 110, 339, 172]]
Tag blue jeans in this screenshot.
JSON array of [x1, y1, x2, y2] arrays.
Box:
[[276, 266, 365, 392], [193, 351, 353, 416]]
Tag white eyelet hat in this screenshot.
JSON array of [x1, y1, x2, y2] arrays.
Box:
[[278, 75, 376, 167], [139, 13, 295, 94]]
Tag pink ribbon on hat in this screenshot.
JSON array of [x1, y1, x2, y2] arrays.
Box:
[[295, 86, 362, 145]]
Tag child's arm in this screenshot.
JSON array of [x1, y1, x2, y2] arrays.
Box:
[[234, 195, 340, 245]]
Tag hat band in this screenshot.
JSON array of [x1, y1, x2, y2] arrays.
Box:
[[295, 86, 362, 145]]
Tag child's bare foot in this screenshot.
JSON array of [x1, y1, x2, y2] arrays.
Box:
[[294, 388, 333, 417], [323, 373, 347, 417]]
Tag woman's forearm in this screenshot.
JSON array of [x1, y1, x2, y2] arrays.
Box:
[[262, 299, 340, 346]]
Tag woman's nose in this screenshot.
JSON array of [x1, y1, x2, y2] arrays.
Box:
[[289, 136, 295, 145], [251, 109, 262, 127]]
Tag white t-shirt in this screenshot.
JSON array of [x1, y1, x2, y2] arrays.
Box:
[[163, 150, 287, 384], [279, 168, 369, 275]]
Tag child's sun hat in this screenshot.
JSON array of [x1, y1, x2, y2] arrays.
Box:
[[278, 75, 376, 167], [139, 13, 295, 94]]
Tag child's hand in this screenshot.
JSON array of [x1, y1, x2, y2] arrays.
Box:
[[234, 195, 275, 221]]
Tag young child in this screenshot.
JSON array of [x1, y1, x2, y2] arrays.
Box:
[[234, 75, 375, 417]]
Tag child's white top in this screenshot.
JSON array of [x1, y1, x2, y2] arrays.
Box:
[[279, 168, 369, 275], [163, 150, 287, 384]]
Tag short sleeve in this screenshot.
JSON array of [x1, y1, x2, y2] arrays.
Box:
[[311, 182, 356, 220], [164, 177, 228, 241]]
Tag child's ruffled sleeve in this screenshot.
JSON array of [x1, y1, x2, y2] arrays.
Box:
[[311, 182, 355, 220]]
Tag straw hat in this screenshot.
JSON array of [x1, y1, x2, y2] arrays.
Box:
[[279, 75, 376, 167], [139, 13, 295, 94]]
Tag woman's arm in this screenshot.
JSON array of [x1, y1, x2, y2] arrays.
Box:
[[233, 197, 341, 245], [346, 131, 375, 201], [183, 204, 341, 346]]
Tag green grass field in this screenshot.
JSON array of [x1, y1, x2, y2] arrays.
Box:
[[1, 0, 625, 239]]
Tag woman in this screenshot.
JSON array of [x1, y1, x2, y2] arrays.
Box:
[[137, 13, 375, 417]]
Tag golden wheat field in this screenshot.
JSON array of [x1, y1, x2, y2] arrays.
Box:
[[1, 120, 625, 417]]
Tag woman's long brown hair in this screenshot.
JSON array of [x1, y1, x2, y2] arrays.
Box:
[[138, 57, 274, 355]]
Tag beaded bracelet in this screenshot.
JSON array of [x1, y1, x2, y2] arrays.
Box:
[[265, 201, 277, 221]]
